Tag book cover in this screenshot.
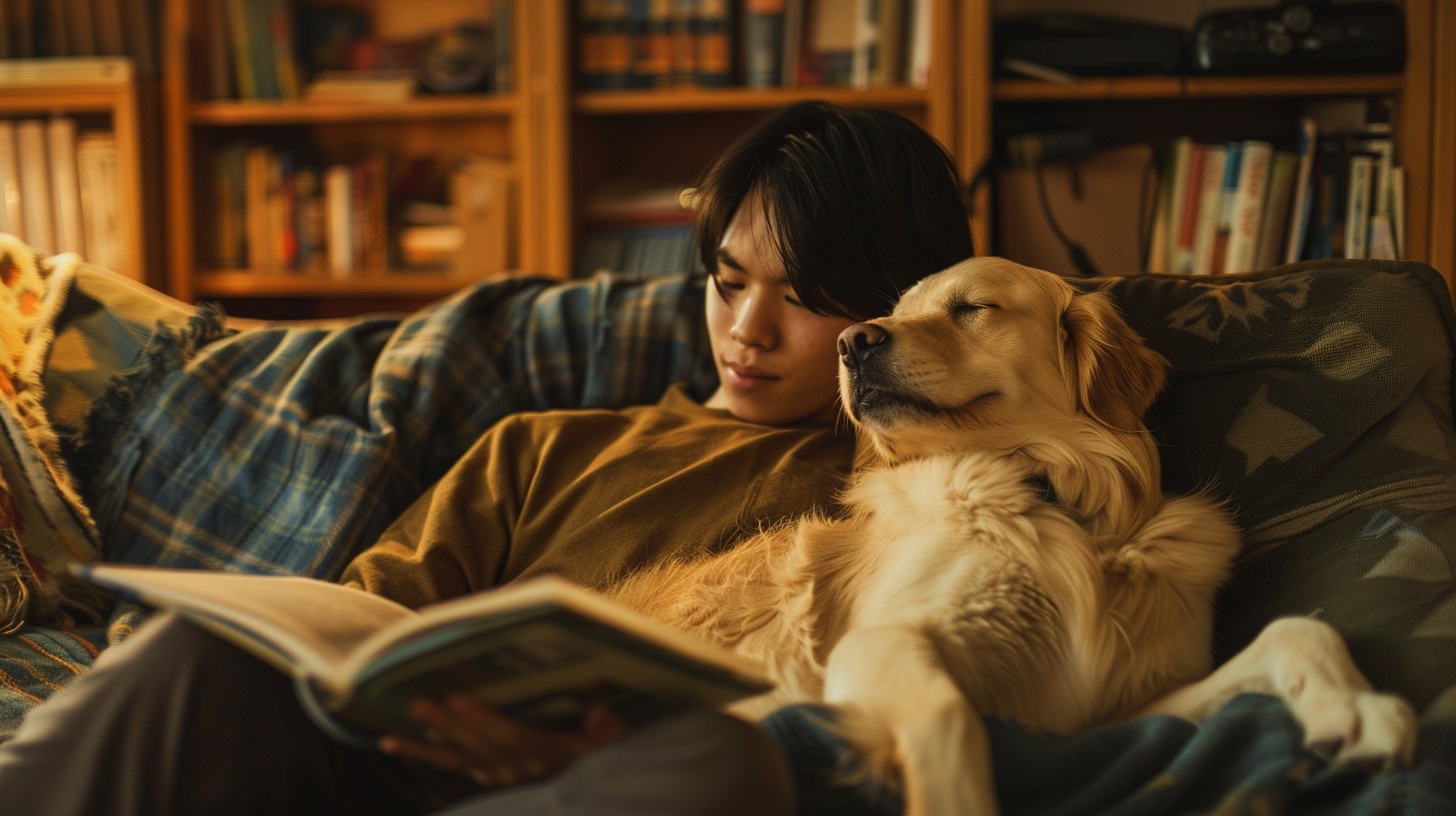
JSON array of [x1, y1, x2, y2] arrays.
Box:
[[1207, 141, 1243, 275], [449, 155, 514, 278], [224, 0, 257, 98], [1161, 137, 1192, 274], [1189, 143, 1227, 277], [76, 132, 123, 273], [635, 0, 674, 87], [324, 162, 354, 277], [1254, 150, 1298, 272], [1283, 116, 1318, 264], [904, 0, 930, 87], [668, 0, 698, 85], [1344, 152, 1374, 260], [45, 117, 86, 256], [1305, 134, 1348, 260], [849, 0, 877, 88], [75, 564, 771, 747], [743, 0, 786, 88], [1222, 139, 1271, 274], [694, 0, 731, 86], [16, 119, 56, 252], [0, 121, 22, 239]]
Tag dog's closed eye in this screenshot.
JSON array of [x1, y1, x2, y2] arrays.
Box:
[[949, 301, 998, 320]]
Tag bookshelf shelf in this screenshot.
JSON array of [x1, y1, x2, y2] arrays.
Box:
[[188, 95, 520, 125], [993, 74, 1407, 102], [196, 271, 492, 298], [574, 86, 932, 115]]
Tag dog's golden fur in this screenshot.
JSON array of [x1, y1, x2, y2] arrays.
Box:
[[609, 258, 1415, 814]]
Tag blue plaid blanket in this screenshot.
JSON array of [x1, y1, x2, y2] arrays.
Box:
[[1, 259, 1454, 815]]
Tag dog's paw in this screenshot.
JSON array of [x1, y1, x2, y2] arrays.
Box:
[[1295, 686, 1418, 773]]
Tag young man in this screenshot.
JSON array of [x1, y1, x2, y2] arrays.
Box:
[[0, 101, 974, 815]]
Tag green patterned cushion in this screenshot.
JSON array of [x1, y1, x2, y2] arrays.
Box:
[[1080, 260, 1456, 710]]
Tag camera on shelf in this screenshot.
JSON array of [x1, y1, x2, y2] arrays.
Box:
[[1192, 1, 1405, 74]]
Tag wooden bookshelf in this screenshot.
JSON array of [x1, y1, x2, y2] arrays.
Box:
[[0, 59, 148, 284], [151, 0, 1453, 315], [959, 0, 1451, 288]]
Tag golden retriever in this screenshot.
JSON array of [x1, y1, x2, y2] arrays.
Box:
[[609, 257, 1416, 815]]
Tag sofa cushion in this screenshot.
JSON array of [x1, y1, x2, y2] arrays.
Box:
[[1079, 260, 1456, 710]]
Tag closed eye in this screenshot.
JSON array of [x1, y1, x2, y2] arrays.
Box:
[[950, 301, 997, 319]]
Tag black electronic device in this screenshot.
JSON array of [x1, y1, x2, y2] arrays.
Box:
[[1192, 2, 1404, 74], [994, 14, 1188, 77]]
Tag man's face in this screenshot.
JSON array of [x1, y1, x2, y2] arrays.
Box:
[[703, 193, 857, 425]]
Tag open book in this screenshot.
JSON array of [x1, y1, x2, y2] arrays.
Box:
[[75, 564, 771, 748]]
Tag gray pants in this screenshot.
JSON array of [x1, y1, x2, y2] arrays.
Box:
[[0, 613, 795, 816]]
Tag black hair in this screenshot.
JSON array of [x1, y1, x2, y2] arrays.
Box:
[[692, 100, 974, 320]]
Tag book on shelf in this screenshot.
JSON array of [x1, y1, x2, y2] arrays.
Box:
[[0, 55, 133, 85], [905, 0, 930, 87], [76, 132, 125, 274], [325, 163, 354, 277], [1344, 152, 1374, 261], [744, 0, 788, 88], [46, 117, 86, 257], [75, 564, 771, 746], [1284, 116, 1319, 264], [16, 120, 56, 253], [449, 156, 514, 278], [303, 70, 418, 104], [1156, 137, 1194, 274], [1253, 149, 1299, 272], [0, 122, 22, 238], [1189, 143, 1227, 277], [1222, 139, 1272, 275]]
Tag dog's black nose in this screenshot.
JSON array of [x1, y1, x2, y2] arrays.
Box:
[[838, 323, 889, 369]]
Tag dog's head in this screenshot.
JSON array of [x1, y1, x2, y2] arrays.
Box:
[[838, 257, 1167, 464]]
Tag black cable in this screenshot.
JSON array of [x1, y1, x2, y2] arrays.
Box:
[[1034, 160, 1099, 277]]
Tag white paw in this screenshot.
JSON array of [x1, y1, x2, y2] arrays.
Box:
[[1293, 685, 1418, 773]]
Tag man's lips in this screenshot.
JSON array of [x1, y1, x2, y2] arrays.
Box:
[[724, 362, 778, 383]]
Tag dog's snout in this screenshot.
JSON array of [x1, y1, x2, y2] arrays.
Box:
[[838, 323, 889, 369]]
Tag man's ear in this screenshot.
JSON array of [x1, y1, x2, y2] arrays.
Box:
[[1061, 291, 1168, 431]]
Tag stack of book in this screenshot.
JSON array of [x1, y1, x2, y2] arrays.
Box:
[[1145, 98, 1404, 275], [576, 180, 702, 278], [210, 144, 513, 279], [577, 0, 931, 91], [0, 116, 125, 276]]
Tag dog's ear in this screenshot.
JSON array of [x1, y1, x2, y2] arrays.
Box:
[[1061, 291, 1168, 430]]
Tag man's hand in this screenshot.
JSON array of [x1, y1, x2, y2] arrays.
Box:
[[378, 694, 632, 789]]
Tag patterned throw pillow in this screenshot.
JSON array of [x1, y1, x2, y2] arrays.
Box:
[[1081, 260, 1456, 710]]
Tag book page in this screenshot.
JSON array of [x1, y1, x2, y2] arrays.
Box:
[[78, 565, 413, 683]]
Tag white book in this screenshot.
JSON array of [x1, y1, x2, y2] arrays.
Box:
[[15, 120, 56, 252], [325, 163, 354, 278], [75, 564, 770, 747], [0, 121, 22, 238], [76, 133, 124, 273], [47, 118, 86, 256], [1345, 153, 1374, 260], [1222, 139, 1272, 274], [905, 0, 931, 87]]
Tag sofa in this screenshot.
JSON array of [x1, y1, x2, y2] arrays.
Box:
[[1, 232, 1454, 813]]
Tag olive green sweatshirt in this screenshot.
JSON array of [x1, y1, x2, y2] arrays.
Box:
[[340, 385, 855, 609]]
